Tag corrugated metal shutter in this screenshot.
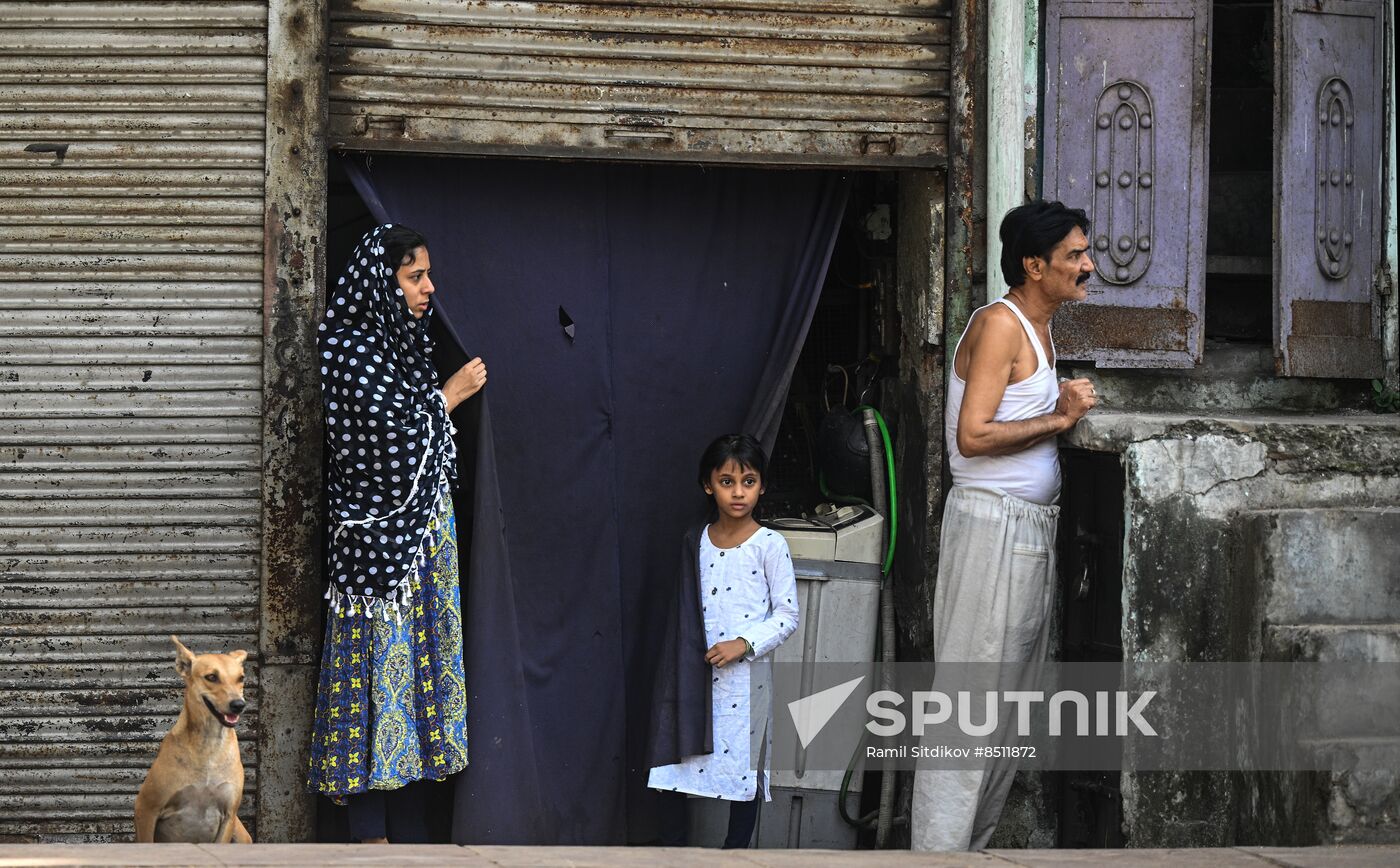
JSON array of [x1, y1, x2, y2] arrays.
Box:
[[0, 1, 266, 842], [328, 0, 950, 166]]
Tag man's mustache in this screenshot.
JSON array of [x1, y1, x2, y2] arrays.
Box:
[[1076, 272, 1091, 285]]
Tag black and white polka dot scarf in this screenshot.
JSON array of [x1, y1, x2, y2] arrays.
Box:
[[318, 224, 456, 620]]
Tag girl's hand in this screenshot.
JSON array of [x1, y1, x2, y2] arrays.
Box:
[[442, 357, 487, 412], [705, 638, 749, 668]]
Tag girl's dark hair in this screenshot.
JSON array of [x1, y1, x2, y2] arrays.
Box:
[[998, 200, 1090, 287], [380, 224, 428, 273], [698, 434, 768, 489]]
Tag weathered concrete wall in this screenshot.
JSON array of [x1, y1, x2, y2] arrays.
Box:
[[1060, 346, 1372, 416], [1065, 411, 1400, 847]]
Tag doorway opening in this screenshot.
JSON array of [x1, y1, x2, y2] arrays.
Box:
[[1204, 0, 1274, 344], [322, 154, 907, 848], [1056, 449, 1126, 848], [764, 172, 899, 521]]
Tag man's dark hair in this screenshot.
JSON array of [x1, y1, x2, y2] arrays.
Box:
[[998, 200, 1090, 287], [697, 434, 768, 490], [380, 224, 428, 273]]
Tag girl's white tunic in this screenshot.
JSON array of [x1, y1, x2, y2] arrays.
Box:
[[648, 525, 800, 801]]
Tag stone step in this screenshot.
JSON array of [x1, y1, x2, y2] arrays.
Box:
[[1244, 739, 1400, 846], [1263, 624, 1400, 744], [1241, 509, 1400, 625], [1305, 738, 1400, 844], [1265, 623, 1400, 663]]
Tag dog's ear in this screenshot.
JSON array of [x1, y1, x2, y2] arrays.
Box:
[[228, 650, 248, 664], [171, 635, 195, 678]]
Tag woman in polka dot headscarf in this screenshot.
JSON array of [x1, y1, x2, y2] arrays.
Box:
[[307, 225, 484, 841]]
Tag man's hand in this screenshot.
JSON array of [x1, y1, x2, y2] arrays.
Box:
[[705, 638, 749, 668], [442, 357, 487, 412], [1055, 378, 1097, 426]]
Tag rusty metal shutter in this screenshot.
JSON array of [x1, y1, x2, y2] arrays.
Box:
[[1043, 0, 1211, 367], [0, 1, 266, 841], [1274, 0, 1386, 378], [328, 0, 949, 166]]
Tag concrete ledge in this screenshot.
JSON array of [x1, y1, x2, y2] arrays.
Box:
[[1, 844, 1399, 867], [1062, 410, 1400, 455]]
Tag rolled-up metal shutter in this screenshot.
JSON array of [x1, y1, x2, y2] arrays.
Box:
[[0, 1, 266, 841], [330, 0, 949, 166]]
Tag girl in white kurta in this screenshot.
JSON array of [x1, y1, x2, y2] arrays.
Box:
[[648, 434, 800, 848]]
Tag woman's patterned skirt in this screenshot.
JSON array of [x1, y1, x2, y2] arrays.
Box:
[[307, 497, 469, 799]]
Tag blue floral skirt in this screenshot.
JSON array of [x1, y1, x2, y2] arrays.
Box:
[[307, 498, 469, 799]]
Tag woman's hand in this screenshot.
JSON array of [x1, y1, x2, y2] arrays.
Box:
[[705, 638, 749, 668], [442, 357, 487, 412]]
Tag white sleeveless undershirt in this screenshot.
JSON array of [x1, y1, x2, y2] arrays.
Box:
[[945, 298, 1062, 505]]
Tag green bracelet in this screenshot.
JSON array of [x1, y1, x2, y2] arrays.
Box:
[[741, 637, 754, 657]]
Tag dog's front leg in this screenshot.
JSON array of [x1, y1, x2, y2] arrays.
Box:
[[214, 810, 252, 844], [230, 814, 252, 843], [133, 795, 160, 843]]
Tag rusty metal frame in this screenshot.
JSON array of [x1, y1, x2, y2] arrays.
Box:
[[890, 0, 982, 665], [259, 0, 329, 842], [894, 168, 948, 665]]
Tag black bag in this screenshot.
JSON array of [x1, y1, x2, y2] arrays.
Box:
[[816, 408, 870, 499]]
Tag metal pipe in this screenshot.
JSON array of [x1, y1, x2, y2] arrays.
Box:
[[987, 0, 1039, 299], [862, 409, 896, 847], [986, 0, 1024, 300], [1385, 4, 1398, 387], [863, 410, 888, 541]]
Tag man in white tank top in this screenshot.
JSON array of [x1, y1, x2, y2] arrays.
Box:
[[913, 201, 1098, 851]]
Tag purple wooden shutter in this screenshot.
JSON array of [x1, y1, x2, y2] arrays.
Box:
[[1043, 0, 1210, 367], [1275, 0, 1385, 378]]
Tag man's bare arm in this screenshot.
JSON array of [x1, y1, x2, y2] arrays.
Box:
[[955, 311, 1095, 458], [959, 410, 1072, 458]]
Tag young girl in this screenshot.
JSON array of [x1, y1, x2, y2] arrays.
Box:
[[648, 434, 800, 848]]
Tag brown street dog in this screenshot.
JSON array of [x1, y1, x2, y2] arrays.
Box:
[[134, 636, 252, 843]]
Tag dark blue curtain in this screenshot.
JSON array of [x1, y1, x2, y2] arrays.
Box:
[[343, 155, 846, 844]]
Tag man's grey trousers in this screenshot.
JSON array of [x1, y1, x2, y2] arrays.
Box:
[[912, 486, 1059, 851]]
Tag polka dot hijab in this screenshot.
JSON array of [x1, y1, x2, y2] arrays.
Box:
[[318, 224, 457, 620]]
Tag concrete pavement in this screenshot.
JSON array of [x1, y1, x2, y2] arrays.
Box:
[[1, 845, 1398, 867]]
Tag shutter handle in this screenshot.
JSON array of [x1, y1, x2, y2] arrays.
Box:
[[861, 134, 897, 156], [352, 115, 406, 136], [604, 128, 675, 143]]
